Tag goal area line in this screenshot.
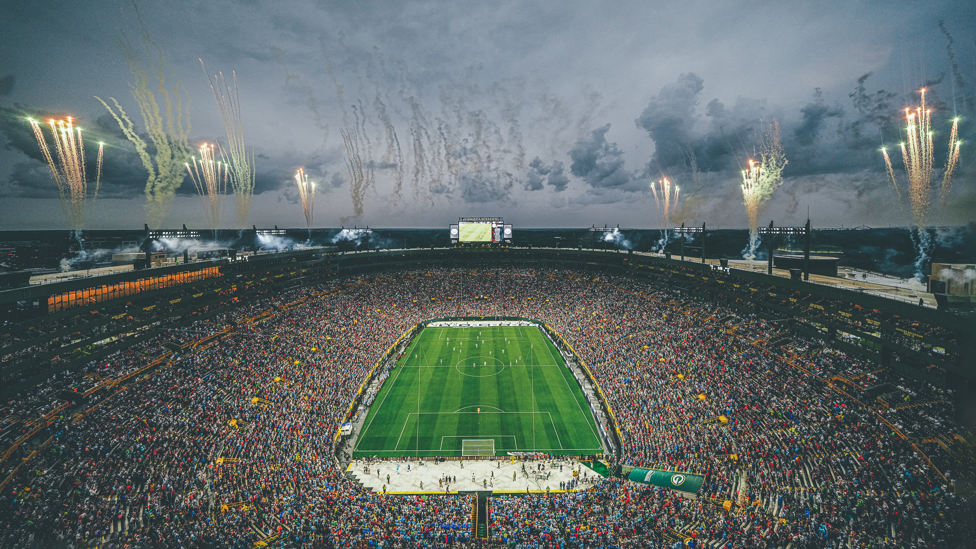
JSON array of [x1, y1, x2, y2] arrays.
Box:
[[460, 438, 497, 456]]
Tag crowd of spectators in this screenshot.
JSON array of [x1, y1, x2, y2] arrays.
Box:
[[0, 267, 970, 548]]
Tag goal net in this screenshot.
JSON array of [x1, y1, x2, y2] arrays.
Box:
[[461, 439, 495, 457]]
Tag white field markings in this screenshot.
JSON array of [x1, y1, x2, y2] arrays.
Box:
[[376, 326, 598, 453], [389, 411, 578, 452], [419, 326, 535, 368], [435, 325, 520, 342], [441, 435, 516, 451], [354, 332, 423, 452], [455, 405, 504, 413], [402, 364, 559, 368], [529, 326, 601, 447], [546, 335, 602, 446], [533, 326, 560, 365]]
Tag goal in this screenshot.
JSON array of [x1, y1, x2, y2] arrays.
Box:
[[461, 439, 495, 457]]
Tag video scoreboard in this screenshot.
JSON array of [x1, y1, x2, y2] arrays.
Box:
[[450, 217, 513, 243]]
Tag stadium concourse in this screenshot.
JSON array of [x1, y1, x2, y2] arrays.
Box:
[[0, 267, 970, 548]]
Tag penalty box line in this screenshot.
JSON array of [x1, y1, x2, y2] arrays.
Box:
[[401, 364, 561, 368], [441, 435, 517, 451], [393, 411, 567, 452], [434, 327, 532, 341]]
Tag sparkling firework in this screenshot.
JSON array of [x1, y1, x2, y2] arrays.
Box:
[[185, 144, 227, 228], [95, 33, 191, 229], [28, 116, 103, 230], [881, 89, 962, 224], [740, 120, 787, 259], [295, 168, 315, 228], [202, 62, 255, 228], [881, 88, 962, 280], [649, 177, 680, 228]]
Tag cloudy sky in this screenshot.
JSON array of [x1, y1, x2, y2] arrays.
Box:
[[0, 0, 973, 230]]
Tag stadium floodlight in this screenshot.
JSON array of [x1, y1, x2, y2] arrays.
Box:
[[671, 223, 707, 263], [254, 224, 286, 236], [758, 226, 806, 236], [756, 221, 812, 276], [149, 227, 201, 239]]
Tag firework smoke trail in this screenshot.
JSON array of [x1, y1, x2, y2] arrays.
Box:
[[95, 33, 191, 229], [341, 128, 373, 221], [740, 120, 787, 260], [185, 144, 226, 229], [295, 168, 315, 228], [28, 117, 104, 230], [405, 95, 430, 198], [649, 178, 679, 251], [939, 116, 961, 207], [881, 89, 962, 280], [372, 88, 404, 205], [201, 62, 255, 228], [881, 147, 903, 204]]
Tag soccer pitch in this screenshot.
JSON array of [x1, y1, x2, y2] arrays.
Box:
[[353, 326, 604, 458]]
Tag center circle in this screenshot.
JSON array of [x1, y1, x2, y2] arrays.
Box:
[[455, 356, 506, 377]]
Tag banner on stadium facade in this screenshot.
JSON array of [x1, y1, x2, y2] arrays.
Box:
[[621, 466, 705, 494]]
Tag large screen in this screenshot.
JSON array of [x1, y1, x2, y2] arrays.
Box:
[[458, 221, 500, 242], [453, 217, 508, 243]]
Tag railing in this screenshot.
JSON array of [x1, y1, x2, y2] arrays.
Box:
[[0, 436, 54, 492], [0, 405, 65, 465]]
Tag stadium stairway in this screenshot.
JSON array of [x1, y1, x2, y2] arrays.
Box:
[[476, 492, 489, 538]]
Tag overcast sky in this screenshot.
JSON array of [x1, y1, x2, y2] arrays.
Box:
[[0, 0, 974, 230]]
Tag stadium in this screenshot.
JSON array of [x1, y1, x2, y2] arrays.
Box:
[[2, 239, 974, 548], [4, 2, 976, 547]]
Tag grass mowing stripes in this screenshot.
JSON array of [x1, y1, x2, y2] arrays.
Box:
[[353, 326, 603, 458]]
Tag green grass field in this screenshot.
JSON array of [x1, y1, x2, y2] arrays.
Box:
[[458, 222, 492, 242], [353, 325, 604, 458]]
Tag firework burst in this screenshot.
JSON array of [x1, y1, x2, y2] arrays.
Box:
[[185, 144, 227, 228], [28, 116, 103, 230], [882, 89, 962, 224], [881, 88, 962, 279], [201, 62, 255, 228], [650, 177, 680, 228], [295, 168, 315, 228], [740, 120, 787, 260]]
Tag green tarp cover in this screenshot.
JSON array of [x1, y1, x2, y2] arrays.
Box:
[[625, 467, 705, 494]]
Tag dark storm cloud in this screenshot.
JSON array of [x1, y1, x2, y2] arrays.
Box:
[[525, 157, 547, 191], [635, 73, 704, 169], [4, 162, 57, 198], [547, 160, 569, 192], [794, 89, 844, 146], [635, 69, 975, 191], [568, 124, 639, 191], [525, 156, 571, 193], [459, 172, 511, 203], [633, 73, 770, 179]]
